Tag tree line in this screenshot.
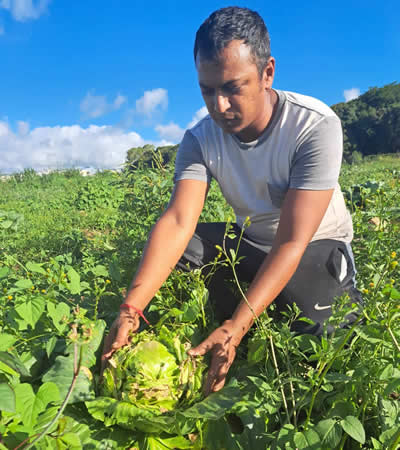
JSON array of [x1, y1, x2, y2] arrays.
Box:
[[332, 82, 400, 163]]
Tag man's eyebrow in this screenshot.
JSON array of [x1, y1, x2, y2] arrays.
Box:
[[199, 79, 243, 89]]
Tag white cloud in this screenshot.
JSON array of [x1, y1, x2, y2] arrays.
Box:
[[0, 0, 51, 22], [113, 94, 126, 110], [187, 106, 208, 129], [136, 88, 168, 117], [0, 121, 170, 173], [17, 120, 29, 136], [155, 106, 208, 143], [343, 88, 361, 102], [80, 91, 127, 119], [155, 122, 185, 142]]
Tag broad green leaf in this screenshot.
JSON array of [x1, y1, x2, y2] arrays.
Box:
[[379, 427, 398, 444], [59, 432, 82, 448], [379, 364, 394, 381], [141, 435, 193, 450], [340, 415, 365, 444], [36, 382, 61, 409], [15, 383, 35, 429], [294, 429, 321, 449], [15, 382, 60, 430], [0, 351, 30, 377], [7, 308, 29, 331], [275, 424, 296, 447], [43, 353, 94, 404], [0, 382, 16, 413], [204, 418, 242, 450], [328, 401, 356, 419], [86, 397, 174, 433], [15, 295, 45, 328], [0, 333, 17, 351], [14, 278, 34, 289], [66, 267, 81, 294], [85, 396, 117, 423], [26, 261, 46, 275], [180, 382, 241, 420], [247, 338, 268, 364], [19, 351, 38, 372], [92, 264, 109, 277], [0, 266, 9, 279], [382, 286, 400, 299], [46, 335, 58, 358], [79, 319, 106, 368], [0, 359, 19, 377], [325, 372, 352, 383], [370, 437, 383, 449], [384, 378, 400, 397], [1, 220, 13, 229], [47, 302, 70, 333], [316, 419, 342, 448]]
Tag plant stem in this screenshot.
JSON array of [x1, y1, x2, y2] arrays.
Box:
[[388, 427, 400, 450], [386, 323, 400, 352], [22, 342, 83, 450], [268, 333, 290, 424], [13, 333, 53, 349], [304, 316, 363, 429]]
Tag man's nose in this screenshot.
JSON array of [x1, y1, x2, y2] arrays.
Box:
[[214, 94, 230, 114]]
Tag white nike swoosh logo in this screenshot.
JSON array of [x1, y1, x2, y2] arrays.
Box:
[[314, 303, 332, 311]]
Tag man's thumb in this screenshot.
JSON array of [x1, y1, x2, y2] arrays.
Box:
[[188, 339, 211, 356]]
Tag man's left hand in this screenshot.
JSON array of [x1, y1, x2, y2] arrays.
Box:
[[188, 320, 243, 396]]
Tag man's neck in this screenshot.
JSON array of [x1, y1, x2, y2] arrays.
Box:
[[235, 89, 279, 142]]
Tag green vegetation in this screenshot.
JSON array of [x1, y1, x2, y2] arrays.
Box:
[[332, 82, 400, 162], [0, 154, 399, 449]]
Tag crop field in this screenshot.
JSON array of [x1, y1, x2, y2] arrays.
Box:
[[0, 154, 399, 449]]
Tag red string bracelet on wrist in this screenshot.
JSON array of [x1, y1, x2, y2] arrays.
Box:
[[120, 303, 150, 325]]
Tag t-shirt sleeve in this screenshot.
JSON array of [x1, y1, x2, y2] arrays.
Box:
[[174, 130, 212, 184], [289, 115, 343, 190]]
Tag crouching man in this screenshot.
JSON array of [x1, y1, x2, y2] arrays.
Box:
[[102, 6, 362, 396]]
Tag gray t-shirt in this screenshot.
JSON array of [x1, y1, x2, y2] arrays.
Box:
[[174, 89, 353, 248]]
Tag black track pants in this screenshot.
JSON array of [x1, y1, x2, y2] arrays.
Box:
[[177, 222, 363, 336]]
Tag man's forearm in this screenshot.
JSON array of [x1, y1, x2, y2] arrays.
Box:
[[230, 241, 306, 337], [123, 211, 195, 310]]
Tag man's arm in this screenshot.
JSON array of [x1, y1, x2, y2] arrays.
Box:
[[230, 187, 334, 334], [189, 187, 334, 394], [101, 179, 208, 369]]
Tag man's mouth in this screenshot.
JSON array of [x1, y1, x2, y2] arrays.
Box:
[[219, 116, 237, 122]]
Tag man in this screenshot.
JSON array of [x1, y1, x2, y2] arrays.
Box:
[[102, 7, 362, 396]]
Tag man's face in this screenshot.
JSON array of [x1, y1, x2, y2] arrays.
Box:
[[195, 40, 274, 142]]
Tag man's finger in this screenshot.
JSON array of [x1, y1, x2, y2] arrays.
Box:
[[205, 346, 236, 396], [188, 336, 215, 356]]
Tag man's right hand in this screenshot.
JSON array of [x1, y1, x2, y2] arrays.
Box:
[[101, 309, 140, 375]]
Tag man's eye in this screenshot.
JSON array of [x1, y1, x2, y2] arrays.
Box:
[[201, 89, 214, 96], [227, 86, 240, 94]]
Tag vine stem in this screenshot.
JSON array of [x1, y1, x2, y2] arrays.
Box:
[[222, 223, 291, 424], [20, 342, 83, 450], [304, 316, 363, 430], [387, 324, 400, 352], [388, 427, 400, 450]]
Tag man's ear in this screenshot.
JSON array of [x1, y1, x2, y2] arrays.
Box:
[[263, 57, 275, 89]]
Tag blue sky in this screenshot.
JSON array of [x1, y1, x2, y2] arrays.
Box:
[[0, 0, 399, 173]]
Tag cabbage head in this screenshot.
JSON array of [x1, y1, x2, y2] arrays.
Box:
[[100, 326, 206, 416]]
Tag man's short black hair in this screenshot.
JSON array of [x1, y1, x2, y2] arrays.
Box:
[[194, 7, 271, 77]]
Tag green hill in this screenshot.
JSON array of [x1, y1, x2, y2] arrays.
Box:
[[332, 82, 400, 162]]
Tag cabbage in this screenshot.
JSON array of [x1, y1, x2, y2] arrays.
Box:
[[100, 327, 206, 417]]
